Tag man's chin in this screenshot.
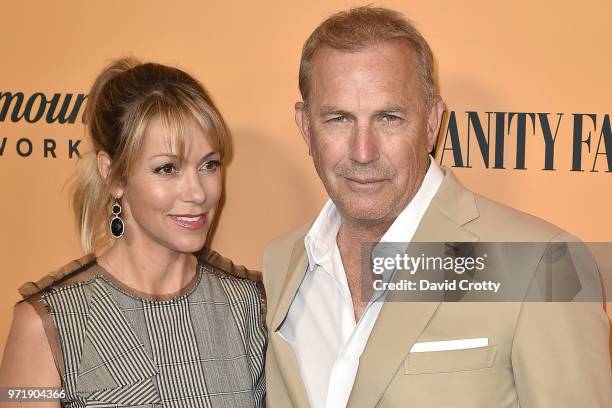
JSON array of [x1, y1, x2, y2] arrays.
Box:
[[336, 202, 392, 224]]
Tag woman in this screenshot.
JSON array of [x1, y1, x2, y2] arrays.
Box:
[[0, 58, 266, 407]]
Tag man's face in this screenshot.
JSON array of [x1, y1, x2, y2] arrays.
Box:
[[296, 42, 444, 227]]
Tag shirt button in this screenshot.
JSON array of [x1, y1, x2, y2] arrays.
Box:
[[343, 355, 352, 364]]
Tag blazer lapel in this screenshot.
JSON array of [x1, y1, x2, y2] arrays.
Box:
[[348, 168, 480, 408], [271, 238, 309, 331], [270, 238, 311, 407]]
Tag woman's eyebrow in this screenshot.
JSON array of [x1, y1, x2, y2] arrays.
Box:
[[148, 151, 219, 164], [149, 153, 178, 160], [200, 151, 218, 160], [198, 151, 220, 165]]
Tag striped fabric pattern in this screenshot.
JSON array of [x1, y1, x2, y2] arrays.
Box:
[[42, 262, 266, 408], [142, 295, 213, 408], [218, 275, 266, 404]]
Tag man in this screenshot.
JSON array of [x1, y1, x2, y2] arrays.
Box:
[[263, 6, 611, 408]]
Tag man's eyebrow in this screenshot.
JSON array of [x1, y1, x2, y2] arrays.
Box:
[[318, 105, 345, 115], [318, 105, 408, 116], [377, 104, 406, 112]]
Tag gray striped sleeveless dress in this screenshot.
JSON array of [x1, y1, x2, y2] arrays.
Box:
[[28, 257, 266, 407]]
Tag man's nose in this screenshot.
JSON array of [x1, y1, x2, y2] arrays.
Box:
[[349, 123, 379, 164]]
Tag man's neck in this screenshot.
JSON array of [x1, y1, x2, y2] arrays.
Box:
[[337, 218, 389, 246], [336, 218, 393, 321]]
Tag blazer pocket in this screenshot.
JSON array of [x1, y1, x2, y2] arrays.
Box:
[[404, 345, 498, 375]]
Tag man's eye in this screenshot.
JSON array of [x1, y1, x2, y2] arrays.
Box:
[[328, 115, 348, 123], [382, 114, 400, 122], [154, 164, 177, 175], [201, 160, 221, 172]]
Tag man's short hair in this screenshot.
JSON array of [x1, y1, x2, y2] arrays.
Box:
[[299, 6, 436, 109]]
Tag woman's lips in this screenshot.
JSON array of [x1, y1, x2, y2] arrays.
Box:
[[169, 214, 206, 230]]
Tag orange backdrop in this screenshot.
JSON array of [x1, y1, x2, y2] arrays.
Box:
[[1, 0, 610, 355]]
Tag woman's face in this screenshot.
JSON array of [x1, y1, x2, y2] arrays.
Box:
[[118, 116, 222, 254]]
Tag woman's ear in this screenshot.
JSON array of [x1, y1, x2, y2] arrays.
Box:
[[96, 151, 124, 199]]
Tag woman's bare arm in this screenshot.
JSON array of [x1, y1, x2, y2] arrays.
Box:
[[0, 301, 61, 407]]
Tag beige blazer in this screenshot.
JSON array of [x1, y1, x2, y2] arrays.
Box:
[[263, 168, 612, 407]]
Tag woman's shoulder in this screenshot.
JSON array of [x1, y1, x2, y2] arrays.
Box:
[[199, 248, 262, 283], [18, 254, 99, 301], [199, 248, 267, 321], [2, 256, 91, 385]]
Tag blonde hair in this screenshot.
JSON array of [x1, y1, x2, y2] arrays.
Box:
[[72, 57, 229, 253], [299, 6, 436, 108]]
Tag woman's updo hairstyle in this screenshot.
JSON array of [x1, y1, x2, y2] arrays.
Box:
[[72, 57, 229, 253]]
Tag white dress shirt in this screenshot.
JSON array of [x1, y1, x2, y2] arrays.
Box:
[[279, 159, 445, 408]]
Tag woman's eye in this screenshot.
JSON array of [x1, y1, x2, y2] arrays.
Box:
[[201, 160, 221, 172], [154, 163, 177, 175]]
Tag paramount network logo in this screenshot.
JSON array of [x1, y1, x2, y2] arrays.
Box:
[[0, 91, 86, 159]]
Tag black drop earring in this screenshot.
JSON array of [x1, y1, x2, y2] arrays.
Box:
[[110, 199, 124, 238]]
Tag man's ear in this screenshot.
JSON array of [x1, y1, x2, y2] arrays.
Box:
[[96, 151, 124, 199], [295, 101, 312, 156], [426, 95, 445, 152]]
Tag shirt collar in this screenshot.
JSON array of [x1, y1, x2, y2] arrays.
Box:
[[380, 157, 444, 247], [304, 199, 341, 272]]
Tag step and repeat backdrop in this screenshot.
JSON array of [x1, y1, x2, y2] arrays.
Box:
[[1, 1, 610, 353]]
